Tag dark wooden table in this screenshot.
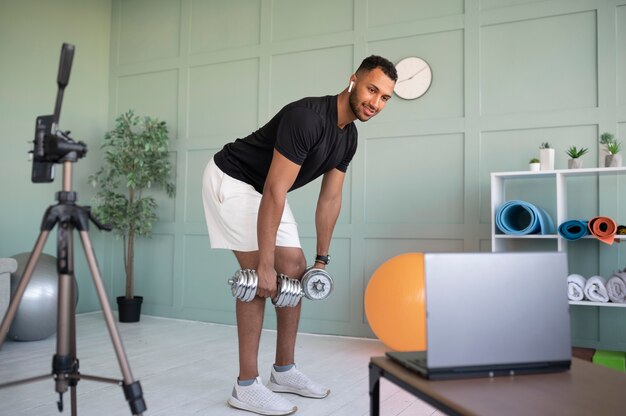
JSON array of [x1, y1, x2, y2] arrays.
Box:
[[369, 356, 626, 416]]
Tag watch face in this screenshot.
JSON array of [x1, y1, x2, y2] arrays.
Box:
[[394, 56, 432, 100]]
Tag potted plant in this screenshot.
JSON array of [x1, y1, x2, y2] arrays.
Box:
[[565, 146, 588, 169], [528, 158, 540, 172], [600, 132, 622, 167], [539, 142, 555, 171], [90, 110, 175, 322]]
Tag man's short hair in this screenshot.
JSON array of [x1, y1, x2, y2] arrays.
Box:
[[356, 55, 398, 82]]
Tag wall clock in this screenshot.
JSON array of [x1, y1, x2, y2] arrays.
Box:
[[394, 56, 432, 100]]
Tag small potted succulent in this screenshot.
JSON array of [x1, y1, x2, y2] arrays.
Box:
[[528, 158, 540, 172], [566, 146, 589, 169], [600, 132, 622, 167], [539, 142, 555, 171]]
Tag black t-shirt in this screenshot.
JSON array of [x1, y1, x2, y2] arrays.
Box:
[[214, 95, 357, 194]]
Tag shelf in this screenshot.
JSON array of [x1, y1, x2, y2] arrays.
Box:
[[492, 166, 626, 179], [494, 234, 558, 239], [491, 167, 626, 253], [491, 167, 626, 308], [494, 234, 626, 240], [569, 301, 626, 308]]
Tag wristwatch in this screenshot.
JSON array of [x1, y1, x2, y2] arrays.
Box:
[[314, 254, 331, 265]]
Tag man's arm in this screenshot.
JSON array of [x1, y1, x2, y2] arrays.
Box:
[[256, 149, 300, 298], [314, 168, 346, 269]]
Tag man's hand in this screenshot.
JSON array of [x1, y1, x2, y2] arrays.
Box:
[[256, 264, 277, 299], [313, 263, 327, 271]]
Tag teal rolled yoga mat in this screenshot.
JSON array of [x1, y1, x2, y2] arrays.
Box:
[[495, 200, 555, 235], [558, 220, 589, 241]]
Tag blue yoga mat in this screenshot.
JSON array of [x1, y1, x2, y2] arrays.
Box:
[[495, 200, 555, 235], [558, 220, 589, 241]]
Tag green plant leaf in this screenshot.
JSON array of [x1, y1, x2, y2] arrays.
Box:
[[539, 142, 551, 149], [600, 132, 621, 155], [566, 146, 589, 159], [89, 110, 176, 298]]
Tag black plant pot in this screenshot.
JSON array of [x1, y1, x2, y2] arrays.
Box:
[[116, 296, 143, 323]]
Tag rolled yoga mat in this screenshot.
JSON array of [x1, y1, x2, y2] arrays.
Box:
[[587, 216, 618, 245], [557, 220, 589, 241], [495, 200, 555, 235]]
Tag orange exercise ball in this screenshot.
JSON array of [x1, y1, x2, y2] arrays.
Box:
[[365, 252, 426, 351]]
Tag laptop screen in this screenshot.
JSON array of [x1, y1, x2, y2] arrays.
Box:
[[423, 252, 571, 369]]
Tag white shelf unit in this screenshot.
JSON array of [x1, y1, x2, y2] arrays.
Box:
[[490, 166, 626, 308]]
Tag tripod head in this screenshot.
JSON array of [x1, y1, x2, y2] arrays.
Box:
[[31, 43, 87, 183]]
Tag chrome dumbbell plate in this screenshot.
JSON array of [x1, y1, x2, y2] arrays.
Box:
[[228, 269, 258, 302], [273, 274, 303, 308], [301, 268, 333, 301]]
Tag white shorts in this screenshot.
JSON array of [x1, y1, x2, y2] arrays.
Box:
[[202, 157, 301, 251]]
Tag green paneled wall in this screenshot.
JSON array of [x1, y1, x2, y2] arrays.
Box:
[[103, 0, 626, 347], [0, 0, 112, 313], [3, 0, 626, 349]]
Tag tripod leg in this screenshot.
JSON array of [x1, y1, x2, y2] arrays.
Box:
[[70, 279, 78, 416], [70, 277, 78, 416], [53, 221, 81, 413], [78, 230, 146, 415], [53, 273, 79, 412], [0, 231, 50, 348]]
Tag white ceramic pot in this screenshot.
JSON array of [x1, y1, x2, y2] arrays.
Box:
[[529, 162, 540, 172], [540, 148, 555, 170]]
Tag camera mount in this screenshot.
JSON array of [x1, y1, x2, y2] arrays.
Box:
[[31, 43, 87, 183]]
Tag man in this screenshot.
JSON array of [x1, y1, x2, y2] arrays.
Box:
[[202, 55, 397, 415]]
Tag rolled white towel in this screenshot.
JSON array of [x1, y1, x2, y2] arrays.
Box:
[[607, 271, 626, 303], [584, 275, 609, 303], [567, 274, 586, 301]]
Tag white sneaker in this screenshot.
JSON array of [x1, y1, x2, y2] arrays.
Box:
[[266, 365, 330, 399], [228, 377, 297, 416]]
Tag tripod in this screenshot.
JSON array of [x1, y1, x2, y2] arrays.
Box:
[[0, 43, 146, 415]]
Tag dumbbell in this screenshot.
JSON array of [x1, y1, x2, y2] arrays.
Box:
[[227, 267, 334, 307]]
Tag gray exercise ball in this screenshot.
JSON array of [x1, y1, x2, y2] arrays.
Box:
[[8, 252, 78, 342]]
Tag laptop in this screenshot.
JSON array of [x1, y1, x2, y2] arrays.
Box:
[[386, 252, 571, 380]]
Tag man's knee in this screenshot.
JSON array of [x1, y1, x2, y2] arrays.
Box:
[[275, 251, 306, 279]]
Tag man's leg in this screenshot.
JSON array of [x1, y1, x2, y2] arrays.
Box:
[[267, 246, 331, 399], [273, 246, 307, 366], [233, 250, 265, 381]]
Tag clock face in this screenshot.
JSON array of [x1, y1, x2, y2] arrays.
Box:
[[394, 57, 432, 100]]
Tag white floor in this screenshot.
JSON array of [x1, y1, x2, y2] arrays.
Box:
[[0, 313, 442, 416]]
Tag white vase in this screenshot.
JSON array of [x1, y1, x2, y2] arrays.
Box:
[[540, 148, 555, 170], [605, 154, 622, 167], [529, 163, 540, 172], [568, 158, 583, 169]]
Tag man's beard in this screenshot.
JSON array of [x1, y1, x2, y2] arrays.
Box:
[[349, 90, 370, 122]]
